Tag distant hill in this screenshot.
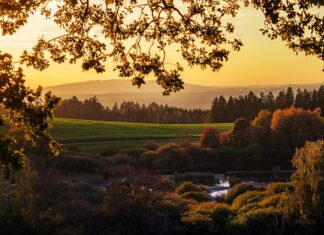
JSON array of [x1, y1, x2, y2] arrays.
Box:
[[44, 79, 324, 109]]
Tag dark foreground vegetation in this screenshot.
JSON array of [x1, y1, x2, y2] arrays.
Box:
[[1, 140, 324, 235], [1, 106, 323, 235]]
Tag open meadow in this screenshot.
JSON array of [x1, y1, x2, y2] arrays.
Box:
[[51, 118, 232, 143]]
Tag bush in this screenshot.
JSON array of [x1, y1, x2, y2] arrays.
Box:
[[237, 144, 273, 170], [176, 181, 206, 195], [181, 191, 210, 202], [100, 148, 118, 157], [174, 172, 216, 185], [53, 155, 103, 173], [157, 144, 193, 171], [139, 151, 161, 168], [182, 202, 234, 234], [108, 153, 137, 166], [119, 148, 146, 158], [143, 140, 160, 151], [200, 127, 220, 148], [225, 183, 262, 204], [266, 182, 295, 195], [187, 145, 209, 164], [211, 146, 239, 171], [231, 191, 265, 211]]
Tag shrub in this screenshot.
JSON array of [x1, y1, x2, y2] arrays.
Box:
[[108, 153, 137, 166], [139, 151, 161, 168], [119, 148, 146, 158], [187, 145, 209, 164], [157, 144, 193, 171], [225, 183, 262, 204], [156, 178, 176, 192], [200, 127, 220, 148], [231, 191, 265, 211], [176, 181, 207, 195], [53, 155, 103, 173], [237, 144, 273, 170], [181, 191, 210, 202], [266, 182, 295, 195], [100, 148, 118, 157], [182, 202, 234, 234], [212, 146, 239, 171], [143, 140, 160, 151]]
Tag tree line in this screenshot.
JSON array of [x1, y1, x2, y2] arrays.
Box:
[[54, 96, 208, 124], [208, 85, 324, 122]]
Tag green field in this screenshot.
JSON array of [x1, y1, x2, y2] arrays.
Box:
[[51, 118, 233, 143]]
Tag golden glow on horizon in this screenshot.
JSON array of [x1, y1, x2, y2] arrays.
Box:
[[0, 7, 323, 89]]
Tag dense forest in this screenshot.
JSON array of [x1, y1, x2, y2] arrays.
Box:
[[54, 97, 207, 123], [54, 86, 324, 123], [208, 86, 324, 122]]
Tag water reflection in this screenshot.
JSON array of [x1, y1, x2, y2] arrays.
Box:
[[209, 175, 230, 199]]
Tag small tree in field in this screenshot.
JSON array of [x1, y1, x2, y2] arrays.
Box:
[[292, 140, 324, 227], [200, 128, 220, 149]]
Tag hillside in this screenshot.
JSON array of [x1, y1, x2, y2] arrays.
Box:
[[44, 80, 324, 109]]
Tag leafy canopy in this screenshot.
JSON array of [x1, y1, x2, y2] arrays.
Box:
[[0, 0, 323, 170]]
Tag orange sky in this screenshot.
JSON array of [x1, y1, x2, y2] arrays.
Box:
[[0, 6, 323, 89]]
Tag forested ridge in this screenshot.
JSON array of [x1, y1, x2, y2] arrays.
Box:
[[54, 97, 208, 124], [208, 85, 324, 122]]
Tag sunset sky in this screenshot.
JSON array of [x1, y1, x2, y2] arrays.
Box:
[[0, 6, 323, 89]]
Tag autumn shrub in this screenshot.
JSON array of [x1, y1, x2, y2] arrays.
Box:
[[143, 140, 160, 151], [108, 153, 137, 166], [182, 202, 234, 234], [139, 151, 161, 168], [119, 148, 146, 158], [225, 183, 262, 204], [200, 127, 220, 148], [266, 182, 295, 195], [100, 148, 118, 157], [231, 191, 265, 211], [157, 144, 193, 171], [237, 144, 273, 170], [187, 145, 209, 164], [53, 155, 103, 173], [181, 191, 210, 202], [176, 181, 207, 195]]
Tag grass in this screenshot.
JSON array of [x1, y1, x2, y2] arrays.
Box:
[[50, 118, 233, 144]]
